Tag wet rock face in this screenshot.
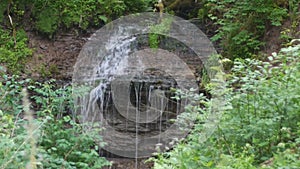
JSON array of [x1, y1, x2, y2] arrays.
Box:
[[135, 34, 204, 82], [99, 35, 202, 138], [102, 68, 179, 136], [97, 48, 199, 158]]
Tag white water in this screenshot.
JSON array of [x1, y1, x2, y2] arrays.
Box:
[[73, 18, 199, 168]]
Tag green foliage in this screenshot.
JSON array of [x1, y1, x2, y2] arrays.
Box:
[[0, 29, 32, 73], [0, 75, 31, 168], [280, 0, 300, 45], [0, 0, 152, 36], [149, 16, 173, 48], [37, 63, 59, 79], [261, 123, 300, 168], [204, 0, 288, 59], [124, 0, 154, 13], [216, 45, 300, 165], [31, 0, 105, 36], [0, 77, 110, 168], [1, 0, 153, 36], [0, 75, 28, 115], [29, 80, 110, 168], [0, 2, 7, 22], [34, 7, 59, 36], [152, 42, 300, 168]]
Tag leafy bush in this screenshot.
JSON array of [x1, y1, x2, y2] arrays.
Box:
[[1, 0, 153, 37], [0, 77, 110, 168], [204, 0, 288, 59], [0, 29, 32, 73], [0, 75, 31, 168], [152, 42, 300, 168], [29, 80, 110, 168], [32, 0, 106, 35], [0, 0, 152, 36]]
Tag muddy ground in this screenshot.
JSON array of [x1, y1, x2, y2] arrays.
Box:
[[25, 31, 88, 80]]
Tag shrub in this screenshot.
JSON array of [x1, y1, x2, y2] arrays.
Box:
[[204, 0, 288, 59], [0, 29, 32, 73], [152, 42, 300, 168], [0, 77, 110, 168], [0, 75, 30, 168], [1, 0, 153, 37]]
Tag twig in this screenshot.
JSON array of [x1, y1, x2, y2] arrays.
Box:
[[7, 0, 17, 47]]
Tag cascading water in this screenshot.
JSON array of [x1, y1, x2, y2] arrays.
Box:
[[72, 12, 222, 168]]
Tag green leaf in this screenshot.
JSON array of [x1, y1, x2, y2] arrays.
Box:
[[98, 15, 108, 23]]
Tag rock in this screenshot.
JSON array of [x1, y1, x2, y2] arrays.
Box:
[[39, 44, 48, 50]]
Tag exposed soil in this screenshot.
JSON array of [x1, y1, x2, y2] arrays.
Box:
[[25, 30, 92, 80]]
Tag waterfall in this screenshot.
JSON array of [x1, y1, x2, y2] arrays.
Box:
[[72, 13, 222, 162]]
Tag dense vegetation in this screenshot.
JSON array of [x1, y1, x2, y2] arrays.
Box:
[[0, 0, 299, 168], [0, 77, 110, 168], [151, 43, 300, 169], [0, 0, 152, 35]]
